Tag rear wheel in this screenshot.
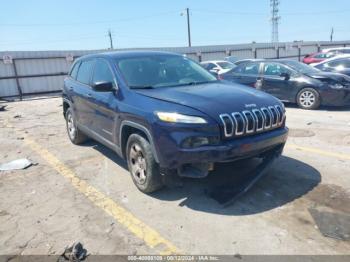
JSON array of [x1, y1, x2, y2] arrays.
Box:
[[126, 134, 163, 193], [65, 108, 88, 144], [297, 88, 320, 110]]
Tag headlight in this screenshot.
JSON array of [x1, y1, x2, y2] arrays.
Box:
[[156, 112, 207, 124], [329, 83, 345, 89]]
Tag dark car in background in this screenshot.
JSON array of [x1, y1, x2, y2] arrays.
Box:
[[313, 55, 350, 76], [221, 59, 350, 109]]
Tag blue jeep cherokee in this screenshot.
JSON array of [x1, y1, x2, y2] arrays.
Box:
[[63, 51, 288, 193]]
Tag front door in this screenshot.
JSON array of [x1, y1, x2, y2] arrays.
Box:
[[90, 58, 119, 142]]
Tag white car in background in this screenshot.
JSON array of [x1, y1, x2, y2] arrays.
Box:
[[311, 54, 350, 76], [322, 47, 350, 54], [200, 60, 235, 75]]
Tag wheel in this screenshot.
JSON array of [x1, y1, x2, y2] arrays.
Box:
[[126, 134, 163, 193], [297, 88, 320, 110], [65, 108, 88, 144]]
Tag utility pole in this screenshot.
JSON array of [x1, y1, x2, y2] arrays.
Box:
[[108, 29, 114, 49], [330, 27, 334, 42], [270, 0, 280, 43], [186, 8, 192, 47]]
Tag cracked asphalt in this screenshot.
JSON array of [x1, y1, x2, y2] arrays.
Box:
[[0, 97, 350, 255]]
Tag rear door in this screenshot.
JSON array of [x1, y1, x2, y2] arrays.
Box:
[[74, 59, 95, 128], [261, 62, 295, 101], [90, 58, 119, 142], [223, 61, 261, 87]]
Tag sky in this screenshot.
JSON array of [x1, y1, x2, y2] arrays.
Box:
[[0, 0, 349, 51]]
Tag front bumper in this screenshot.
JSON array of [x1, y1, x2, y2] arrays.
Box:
[[153, 126, 288, 170], [321, 89, 350, 106]]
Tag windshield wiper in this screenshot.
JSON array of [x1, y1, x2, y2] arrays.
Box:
[[129, 85, 155, 89], [181, 80, 218, 86]]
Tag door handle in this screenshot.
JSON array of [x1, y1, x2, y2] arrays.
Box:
[[69, 87, 74, 91], [86, 93, 92, 98]]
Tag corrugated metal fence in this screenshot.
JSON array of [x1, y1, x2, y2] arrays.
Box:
[[1, 40, 350, 99]]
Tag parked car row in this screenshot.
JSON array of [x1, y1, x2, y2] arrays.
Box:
[[201, 56, 350, 110]]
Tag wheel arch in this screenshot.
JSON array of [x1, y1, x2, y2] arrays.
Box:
[[63, 98, 73, 118], [119, 121, 159, 163]]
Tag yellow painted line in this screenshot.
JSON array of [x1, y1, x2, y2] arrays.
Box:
[[287, 144, 350, 161], [5, 120, 180, 255]]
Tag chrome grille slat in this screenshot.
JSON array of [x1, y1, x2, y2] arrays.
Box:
[[231, 112, 245, 135], [261, 107, 272, 129], [219, 113, 234, 137], [220, 105, 285, 138], [268, 106, 278, 127], [252, 109, 264, 132], [275, 105, 284, 125], [242, 111, 255, 134]]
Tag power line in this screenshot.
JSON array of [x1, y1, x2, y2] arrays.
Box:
[[191, 9, 266, 16], [0, 10, 182, 27], [192, 8, 350, 16], [0, 33, 185, 47]]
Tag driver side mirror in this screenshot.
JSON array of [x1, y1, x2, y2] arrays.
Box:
[[280, 72, 290, 80], [92, 81, 114, 92]]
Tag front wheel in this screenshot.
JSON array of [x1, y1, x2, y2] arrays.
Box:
[[126, 134, 163, 193], [297, 88, 320, 110]]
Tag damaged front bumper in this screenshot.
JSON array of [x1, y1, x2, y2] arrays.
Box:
[[157, 127, 288, 177], [321, 88, 350, 106]]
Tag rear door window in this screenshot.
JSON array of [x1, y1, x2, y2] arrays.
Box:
[[233, 62, 260, 75], [76, 60, 94, 85], [263, 63, 291, 76]]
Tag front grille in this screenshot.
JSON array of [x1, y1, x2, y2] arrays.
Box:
[[219, 105, 285, 138]]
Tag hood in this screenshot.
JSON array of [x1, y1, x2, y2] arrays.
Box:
[[306, 72, 350, 84], [135, 82, 282, 120]]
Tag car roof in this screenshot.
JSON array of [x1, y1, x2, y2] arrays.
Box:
[[322, 47, 350, 52], [200, 60, 231, 64], [235, 59, 291, 63], [75, 50, 183, 62]]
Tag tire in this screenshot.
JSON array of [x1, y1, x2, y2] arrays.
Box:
[[126, 133, 163, 193], [296, 88, 321, 110], [65, 107, 88, 145]]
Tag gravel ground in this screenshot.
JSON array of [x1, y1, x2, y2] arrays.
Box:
[[0, 97, 349, 255]]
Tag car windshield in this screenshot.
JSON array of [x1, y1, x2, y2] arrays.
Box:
[[116, 54, 217, 89], [282, 60, 320, 74], [217, 62, 235, 70]]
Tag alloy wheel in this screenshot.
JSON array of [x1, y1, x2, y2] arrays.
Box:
[[67, 112, 76, 140], [129, 143, 147, 185], [299, 91, 316, 108]]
